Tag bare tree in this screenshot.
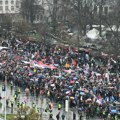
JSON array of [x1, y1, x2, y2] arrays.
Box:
[[102, 0, 120, 57], [20, 0, 40, 23]]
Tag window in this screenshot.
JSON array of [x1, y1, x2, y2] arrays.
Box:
[[16, 5, 19, 8], [99, 6, 103, 13], [0, 6, 2, 10], [11, 0, 14, 4], [5, 6, 9, 11], [11, 6, 14, 11], [5, 0, 8, 4], [41, 15, 43, 21], [37, 15, 39, 21], [109, 6, 113, 10], [0, 1, 2, 5], [16, 1, 19, 8], [104, 6, 108, 14], [94, 6, 97, 12], [16, 1, 19, 5]]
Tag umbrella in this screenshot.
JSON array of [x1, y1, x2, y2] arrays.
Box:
[[108, 87, 114, 89], [66, 91, 70, 94], [54, 64, 59, 67], [114, 102, 120, 105], [69, 86, 73, 89], [51, 84, 55, 87], [84, 88, 89, 93], [71, 73, 76, 76], [65, 64, 70, 68], [70, 80, 75, 84], [64, 70, 73, 73], [111, 109, 117, 114], [37, 74, 45, 78], [28, 73, 33, 76], [61, 77, 66, 80], [96, 99, 102, 105], [73, 77, 77, 80], [52, 75, 60, 78], [86, 98, 92, 102], [80, 92, 85, 95], [64, 85, 69, 87], [25, 88, 29, 93], [30, 79, 34, 81], [70, 97, 74, 99], [75, 81, 79, 84]]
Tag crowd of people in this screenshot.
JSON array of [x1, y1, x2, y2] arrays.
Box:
[[0, 36, 120, 120]]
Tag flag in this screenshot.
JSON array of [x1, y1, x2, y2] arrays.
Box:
[[30, 61, 34, 68], [72, 59, 77, 66], [96, 99, 102, 105], [25, 41, 29, 45], [101, 52, 108, 57], [111, 58, 117, 64], [50, 102, 54, 109], [16, 56, 22, 61], [98, 95, 102, 100], [96, 95, 102, 105], [37, 50, 40, 59]]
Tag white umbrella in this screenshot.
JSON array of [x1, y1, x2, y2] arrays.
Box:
[[66, 91, 70, 94], [51, 84, 55, 87]]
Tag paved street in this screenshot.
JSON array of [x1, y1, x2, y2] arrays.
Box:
[[0, 83, 102, 120]]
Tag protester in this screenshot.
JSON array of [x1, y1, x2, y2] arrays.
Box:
[[56, 112, 60, 120], [0, 36, 120, 119], [61, 113, 65, 120], [73, 112, 76, 120]]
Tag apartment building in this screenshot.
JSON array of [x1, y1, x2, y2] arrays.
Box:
[[94, 0, 117, 15], [0, 0, 20, 14], [0, 0, 46, 24]]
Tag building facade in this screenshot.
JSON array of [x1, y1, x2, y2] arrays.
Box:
[[94, 0, 117, 15], [0, 0, 118, 24], [0, 0, 20, 14]]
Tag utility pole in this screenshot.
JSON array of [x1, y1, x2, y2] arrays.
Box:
[[5, 75, 7, 120], [99, 0, 104, 37], [65, 99, 69, 120]]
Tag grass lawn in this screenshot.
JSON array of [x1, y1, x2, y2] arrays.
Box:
[[29, 34, 42, 41], [0, 114, 16, 120]]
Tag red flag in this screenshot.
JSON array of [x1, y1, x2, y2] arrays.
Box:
[[16, 56, 22, 60], [72, 59, 77, 66]]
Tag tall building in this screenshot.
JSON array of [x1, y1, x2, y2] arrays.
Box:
[[0, 0, 20, 14]]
